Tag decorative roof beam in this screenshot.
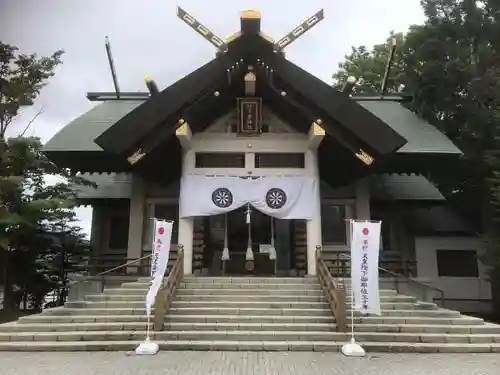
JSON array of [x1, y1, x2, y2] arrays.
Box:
[[175, 119, 192, 150], [86, 92, 150, 101], [240, 10, 261, 35], [274, 9, 325, 52], [144, 76, 160, 95], [176, 6, 228, 52], [342, 76, 357, 95], [308, 120, 325, 150]]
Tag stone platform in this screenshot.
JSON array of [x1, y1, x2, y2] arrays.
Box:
[[1, 277, 500, 352]]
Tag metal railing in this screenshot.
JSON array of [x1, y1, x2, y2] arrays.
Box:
[[327, 252, 417, 278], [69, 254, 153, 294], [74, 256, 153, 276], [328, 251, 446, 307]]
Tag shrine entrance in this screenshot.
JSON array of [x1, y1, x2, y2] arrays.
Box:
[[204, 206, 295, 276]]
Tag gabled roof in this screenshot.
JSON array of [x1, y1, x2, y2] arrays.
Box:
[[44, 10, 462, 186], [94, 33, 407, 165]]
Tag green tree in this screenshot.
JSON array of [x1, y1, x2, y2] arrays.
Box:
[[332, 0, 500, 316], [0, 42, 91, 313]]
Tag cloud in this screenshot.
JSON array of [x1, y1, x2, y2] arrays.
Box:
[[0, 0, 425, 235]]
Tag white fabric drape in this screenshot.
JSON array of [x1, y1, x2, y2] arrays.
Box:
[[179, 175, 319, 220]]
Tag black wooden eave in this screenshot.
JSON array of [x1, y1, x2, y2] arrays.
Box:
[[253, 47, 406, 156], [95, 34, 407, 162], [94, 57, 233, 155]]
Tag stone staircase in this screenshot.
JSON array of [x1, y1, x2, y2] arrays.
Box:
[[0, 276, 500, 352]]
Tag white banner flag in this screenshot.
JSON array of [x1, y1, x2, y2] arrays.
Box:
[[350, 220, 381, 315], [145, 219, 173, 317]]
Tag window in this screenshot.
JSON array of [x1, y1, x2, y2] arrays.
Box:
[[108, 215, 129, 249], [436, 249, 479, 277], [321, 204, 353, 244], [255, 153, 305, 168], [195, 153, 245, 168]]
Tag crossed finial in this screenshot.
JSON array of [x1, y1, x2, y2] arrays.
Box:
[[176, 6, 325, 53]]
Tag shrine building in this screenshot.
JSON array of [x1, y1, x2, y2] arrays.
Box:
[[43, 9, 488, 314]]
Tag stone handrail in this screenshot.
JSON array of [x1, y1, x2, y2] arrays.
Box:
[[153, 245, 184, 331], [316, 246, 347, 332]]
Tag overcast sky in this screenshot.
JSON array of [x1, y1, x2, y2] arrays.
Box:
[[0, 0, 426, 235]]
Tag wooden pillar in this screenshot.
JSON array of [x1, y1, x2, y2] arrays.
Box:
[[126, 174, 146, 273], [355, 178, 371, 220], [305, 149, 322, 276]]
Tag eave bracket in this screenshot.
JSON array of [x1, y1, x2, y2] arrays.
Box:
[[176, 120, 192, 150], [308, 121, 325, 150]]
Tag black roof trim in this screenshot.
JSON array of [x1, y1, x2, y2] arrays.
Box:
[[257, 50, 407, 155], [93, 34, 407, 160], [94, 57, 233, 155]]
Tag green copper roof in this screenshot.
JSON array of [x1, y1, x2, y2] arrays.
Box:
[[357, 101, 462, 154], [43, 101, 142, 152], [44, 99, 461, 155]]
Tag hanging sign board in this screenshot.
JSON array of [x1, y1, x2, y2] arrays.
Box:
[[237, 97, 262, 134]]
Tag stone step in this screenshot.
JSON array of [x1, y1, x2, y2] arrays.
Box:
[[65, 298, 442, 313], [87, 294, 329, 303], [167, 307, 456, 317], [352, 316, 485, 325], [175, 294, 413, 303], [1, 330, 500, 344], [168, 307, 334, 317], [0, 321, 337, 333], [15, 312, 485, 328], [352, 323, 500, 334], [4, 321, 499, 334], [68, 300, 331, 309], [40, 305, 459, 317], [17, 314, 335, 324], [182, 277, 319, 284], [105, 288, 328, 296], [177, 287, 397, 296], [169, 301, 421, 310], [1, 340, 499, 353], [120, 282, 323, 290]]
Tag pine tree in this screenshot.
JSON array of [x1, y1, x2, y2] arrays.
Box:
[[0, 42, 92, 313]]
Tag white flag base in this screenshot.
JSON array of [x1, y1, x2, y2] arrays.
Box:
[[341, 338, 365, 357], [135, 338, 159, 355]]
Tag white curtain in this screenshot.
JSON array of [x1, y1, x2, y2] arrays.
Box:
[[179, 175, 319, 220]]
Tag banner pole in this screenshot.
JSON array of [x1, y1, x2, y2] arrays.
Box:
[[349, 219, 356, 343], [146, 313, 151, 342], [342, 219, 366, 357], [350, 286, 356, 343], [136, 220, 173, 356]]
